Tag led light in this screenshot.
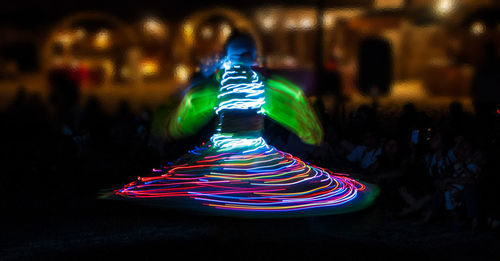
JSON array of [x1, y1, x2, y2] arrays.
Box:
[[116, 145, 372, 213], [110, 39, 376, 217], [210, 134, 269, 153], [215, 65, 266, 115]]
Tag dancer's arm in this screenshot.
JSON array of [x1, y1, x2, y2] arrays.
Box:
[[263, 75, 323, 145], [166, 78, 219, 139]]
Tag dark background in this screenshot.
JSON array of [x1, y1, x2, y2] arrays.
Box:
[[1, 0, 499, 260]]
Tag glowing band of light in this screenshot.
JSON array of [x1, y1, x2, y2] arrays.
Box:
[[215, 65, 265, 115], [112, 64, 374, 216], [116, 143, 366, 212], [210, 134, 269, 153]]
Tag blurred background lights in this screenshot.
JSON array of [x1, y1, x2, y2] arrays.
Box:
[[299, 17, 315, 30], [219, 23, 232, 41], [256, 9, 278, 32], [93, 29, 111, 50], [140, 59, 160, 76], [373, 0, 404, 10], [470, 21, 486, 35], [262, 16, 277, 31], [200, 25, 213, 39], [182, 21, 195, 46], [435, 0, 455, 15], [174, 64, 191, 83], [285, 18, 298, 30], [323, 13, 335, 29], [0, 1, 497, 113], [322, 8, 365, 29], [73, 28, 86, 40], [183, 22, 194, 38], [142, 17, 167, 39], [284, 9, 317, 31], [55, 31, 74, 46], [102, 58, 115, 79]]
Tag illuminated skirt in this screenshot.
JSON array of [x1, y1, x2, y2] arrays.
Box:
[[108, 139, 378, 218]]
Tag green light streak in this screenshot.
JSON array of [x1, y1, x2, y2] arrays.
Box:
[[263, 75, 323, 145], [167, 80, 219, 139], [162, 73, 323, 146]]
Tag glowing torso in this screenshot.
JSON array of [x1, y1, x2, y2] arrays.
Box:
[[210, 64, 269, 153], [215, 64, 265, 116]]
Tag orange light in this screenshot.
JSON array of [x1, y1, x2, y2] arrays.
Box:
[[140, 59, 160, 76]]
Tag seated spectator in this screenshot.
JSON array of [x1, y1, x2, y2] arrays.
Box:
[[346, 132, 381, 174], [422, 132, 456, 222], [443, 137, 483, 228], [397, 140, 433, 217], [374, 138, 402, 178]]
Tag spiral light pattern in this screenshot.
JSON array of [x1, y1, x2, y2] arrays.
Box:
[[115, 140, 372, 215]]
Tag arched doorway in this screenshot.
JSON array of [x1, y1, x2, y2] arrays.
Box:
[[171, 7, 261, 81], [42, 12, 140, 88]]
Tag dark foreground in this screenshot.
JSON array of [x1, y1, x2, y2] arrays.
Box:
[[2, 198, 498, 261], [2, 89, 500, 260]]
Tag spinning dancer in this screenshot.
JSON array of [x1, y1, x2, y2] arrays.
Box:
[[107, 33, 378, 217]]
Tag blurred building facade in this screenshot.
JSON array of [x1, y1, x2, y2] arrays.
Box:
[[0, 0, 498, 109]]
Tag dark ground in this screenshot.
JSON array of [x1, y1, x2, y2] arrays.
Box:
[[2, 192, 499, 261], [2, 85, 500, 260]]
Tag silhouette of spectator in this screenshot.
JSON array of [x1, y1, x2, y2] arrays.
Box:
[[345, 132, 382, 174], [397, 138, 433, 217], [443, 101, 472, 139], [444, 137, 483, 227], [375, 138, 402, 177], [81, 96, 109, 147], [110, 100, 135, 149], [423, 132, 456, 222], [48, 68, 82, 161]]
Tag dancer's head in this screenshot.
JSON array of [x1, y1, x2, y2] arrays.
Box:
[[224, 32, 256, 66]]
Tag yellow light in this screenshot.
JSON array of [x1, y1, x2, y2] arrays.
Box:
[[73, 28, 86, 40], [470, 21, 485, 35], [94, 29, 111, 50], [174, 64, 191, 83], [182, 21, 194, 46], [323, 8, 366, 29], [201, 26, 213, 39], [435, 0, 454, 15], [323, 13, 335, 28], [285, 8, 316, 31], [374, 0, 404, 9], [262, 16, 277, 31], [102, 59, 115, 78], [285, 18, 297, 30], [299, 17, 315, 30], [183, 22, 194, 38], [143, 18, 167, 39], [55, 31, 73, 46], [255, 8, 279, 32], [219, 23, 232, 41], [140, 59, 159, 76]]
